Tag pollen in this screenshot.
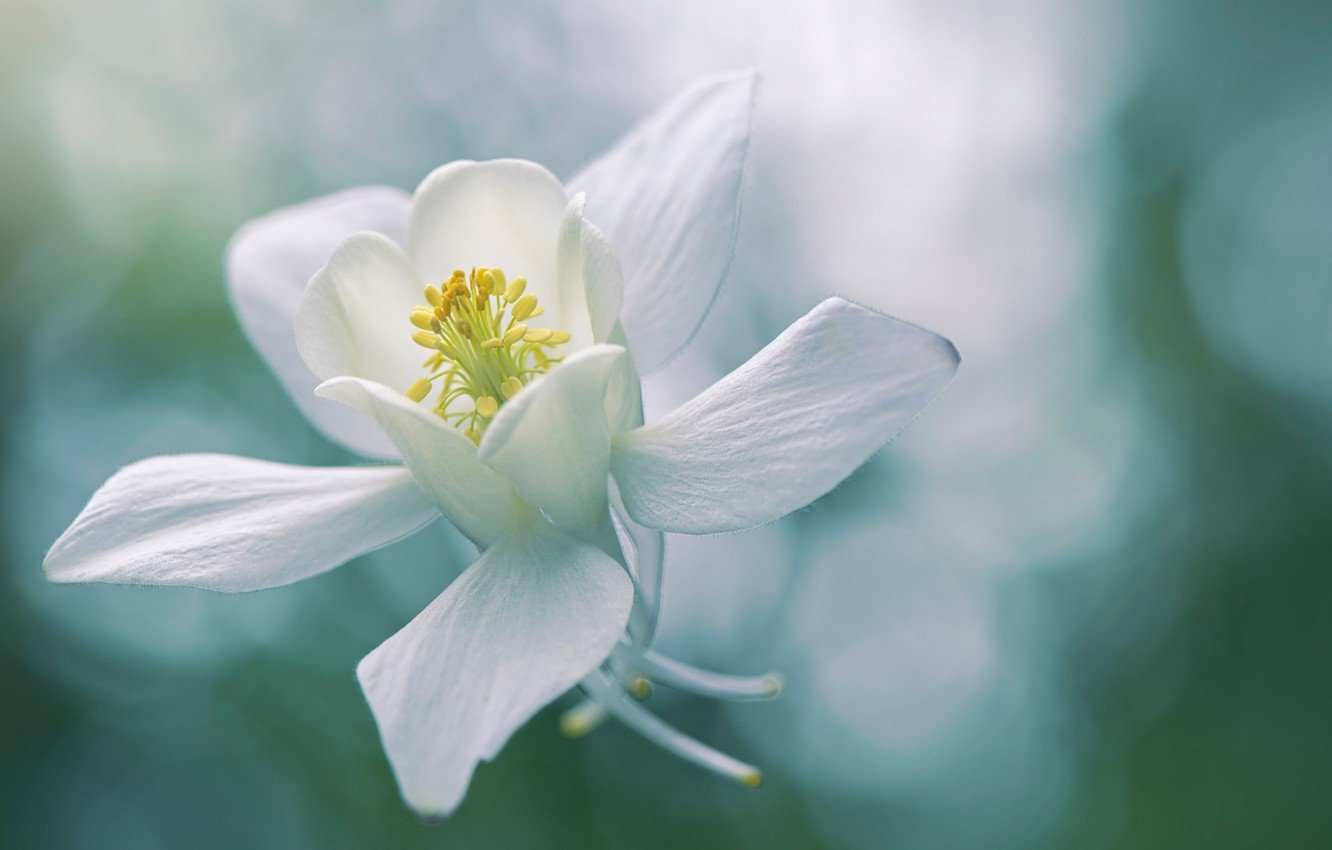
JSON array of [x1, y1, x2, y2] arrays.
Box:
[[403, 266, 570, 441]]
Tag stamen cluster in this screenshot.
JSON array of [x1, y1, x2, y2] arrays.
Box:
[[406, 267, 570, 444]]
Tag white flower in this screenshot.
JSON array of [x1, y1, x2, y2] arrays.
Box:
[[42, 71, 960, 818]]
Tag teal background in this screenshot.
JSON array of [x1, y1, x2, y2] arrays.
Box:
[[3, 0, 1331, 847]]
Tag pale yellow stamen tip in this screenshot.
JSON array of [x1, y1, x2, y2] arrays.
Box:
[[409, 309, 436, 331], [476, 396, 499, 419], [500, 377, 522, 399], [511, 294, 538, 321], [406, 378, 432, 403], [481, 338, 503, 349], [528, 305, 545, 318], [465, 427, 480, 446], [628, 676, 653, 700], [412, 330, 441, 349], [524, 327, 553, 343], [501, 324, 528, 346], [489, 268, 506, 290], [548, 330, 571, 344], [504, 276, 526, 303], [424, 285, 443, 307], [739, 769, 764, 789]]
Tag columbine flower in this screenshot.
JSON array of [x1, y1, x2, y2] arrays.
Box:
[[42, 71, 960, 817]]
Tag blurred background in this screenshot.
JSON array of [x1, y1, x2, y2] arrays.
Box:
[[2, 0, 1331, 847]]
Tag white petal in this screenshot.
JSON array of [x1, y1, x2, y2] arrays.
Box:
[[407, 159, 568, 318], [603, 321, 645, 435], [316, 376, 516, 549], [478, 345, 625, 541], [227, 186, 409, 458], [568, 70, 757, 373], [295, 232, 426, 394], [44, 454, 437, 591], [611, 298, 960, 534], [357, 512, 632, 818], [556, 194, 623, 349]]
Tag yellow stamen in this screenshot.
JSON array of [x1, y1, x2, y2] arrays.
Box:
[[501, 324, 527, 346], [412, 331, 440, 349], [504, 276, 526, 303], [409, 310, 436, 330], [406, 378, 432, 402], [511, 294, 538, 321], [404, 266, 572, 439]]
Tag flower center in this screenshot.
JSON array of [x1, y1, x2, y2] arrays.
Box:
[[405, 267, 570, 445]]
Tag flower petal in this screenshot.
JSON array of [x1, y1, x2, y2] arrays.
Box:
[[567, 70, 757, 373], [610, 298, 960, 534], [295, 232, 427, 394], [316, 376, 516, 549], [477, 345, 626, 542], [44, 454, 437, 591], [227, 186, 409, 458], [557, 194, 624, 349], [407, 159, 568, 319], [357, 511, 633, 818]]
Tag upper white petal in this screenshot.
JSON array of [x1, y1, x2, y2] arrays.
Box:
[[407, 159, 571, 327], [611, 298, 960, 534], [44, 454, 438, 591], [478, 344, 626, 543], [567, 70, 757, 373], [295, 231, 427, 394], [357, 512, 632, 818], [227, 186, 409, 458], [316, 376, 516, 549]]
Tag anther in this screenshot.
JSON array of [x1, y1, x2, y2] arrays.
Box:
[[501, 324, 528, 346], [406, 378, 432, 402], [500, 377, 522, 399], [548, 330, 571, 344], [476, 396, 499, 419], [412, 331, 441, 349], [511, 294, 538, 321], [504, 276, 526, 303], [409, 310, 436, 330], [424, 285, 443, 307], [524, 328, 553, 343]]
